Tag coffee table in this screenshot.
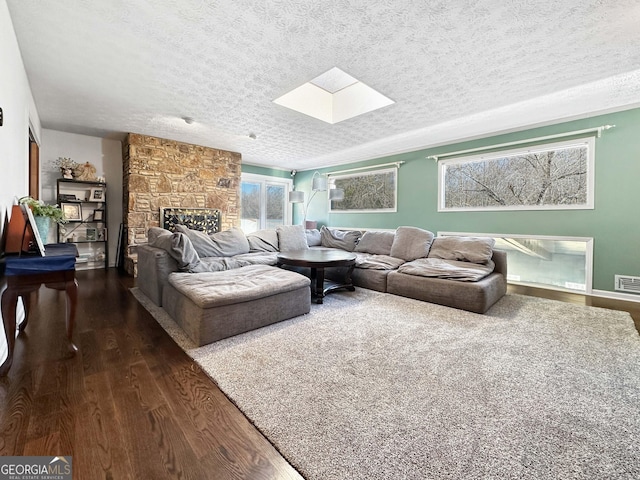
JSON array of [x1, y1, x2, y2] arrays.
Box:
[[277, 249, 356, 304]]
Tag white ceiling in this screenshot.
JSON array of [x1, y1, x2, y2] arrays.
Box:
[[7, 0, 640, 171]]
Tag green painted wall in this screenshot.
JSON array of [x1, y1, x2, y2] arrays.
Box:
[[241, 164, 291, 178], [297, 108, 640, 294]]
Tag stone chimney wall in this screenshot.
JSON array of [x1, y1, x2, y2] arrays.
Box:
[[122, 133, 241, 275]]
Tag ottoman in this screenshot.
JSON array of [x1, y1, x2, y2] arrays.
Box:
[[162, 264, 311, 346]]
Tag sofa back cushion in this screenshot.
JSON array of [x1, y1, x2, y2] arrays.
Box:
[[149, 231, 202, 272], [175, 225, 250, 257], [354, 231, 395, 255], [305, 228, 322, 247], [247, 229, 279, 252], [148, 226, 171, 243], [390, 226, 434, 261], [428, 236, 495, 264], [320, 226, 362, 251], [277, 224, 309, 251]]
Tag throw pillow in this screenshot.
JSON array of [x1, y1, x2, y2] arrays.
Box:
[[389, 226, 435, 261], [276, 225, 309, 251], [354, 230, 395, 255], [320, 226, 362, 252], [428, 236, 495, 264]]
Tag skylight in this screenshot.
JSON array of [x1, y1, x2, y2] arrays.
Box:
[[273, 67, 394, 124]]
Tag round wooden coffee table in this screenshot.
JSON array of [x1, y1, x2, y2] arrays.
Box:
[[277, 249, 356, 304]]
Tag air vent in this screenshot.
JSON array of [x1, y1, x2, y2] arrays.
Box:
[[615, 275, 640, 293]]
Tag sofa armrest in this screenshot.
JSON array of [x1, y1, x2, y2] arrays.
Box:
[[491, 249, 507, 278], [137, 244, 179, 307]]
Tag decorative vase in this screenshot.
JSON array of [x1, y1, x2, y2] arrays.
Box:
[[33, 215, 50, 244]]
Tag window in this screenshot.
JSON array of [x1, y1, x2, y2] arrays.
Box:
[[438, 138, 595, 211], [329, 167, 397, 213], [240, 173, 292, 233]]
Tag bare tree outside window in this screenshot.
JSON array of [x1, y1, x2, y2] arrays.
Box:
[[240, 174, 292, 232], [439, 138, 595, 211], [329, 168, 397, 213]]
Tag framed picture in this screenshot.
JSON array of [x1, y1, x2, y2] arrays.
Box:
[[93, 209, 104, 221], [85, 228, 97, 241], [61, 202, 82, 222], [89, 187, 105, 202]]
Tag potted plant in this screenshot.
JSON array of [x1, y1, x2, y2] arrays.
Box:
[[18, 196, 66, 243]]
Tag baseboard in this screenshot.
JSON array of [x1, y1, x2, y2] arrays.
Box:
[[592, 289, 640, 304]]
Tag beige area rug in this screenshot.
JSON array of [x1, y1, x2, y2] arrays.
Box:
[[131, 287, 640, 480]]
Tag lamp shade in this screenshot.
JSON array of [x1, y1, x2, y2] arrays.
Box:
[[311, 175, 327, 192], [329, 188, 344, 201], [289, 190, 304, 203]]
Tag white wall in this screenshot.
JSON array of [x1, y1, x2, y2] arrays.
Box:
[[40, 129, 123, 266], [0, 0, 42, 368], [0, 0, 41, 227]]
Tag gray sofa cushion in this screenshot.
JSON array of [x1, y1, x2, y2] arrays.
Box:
[[175, 225, 250, 257], [306, 228, 322, 246], [398, 258, 495, 281], [233, 252, 279, 266], [168, 265, 310, 308], [247, 229, 279, 252], [198, 257, 249, 271], [148, 226, 171, 243], [428, 236, 495, 264], [320, 226, 362, 251], [277, 225, 309, 251], [149, 231, 203, 272], [354, 231, 395, 255], [355, 253, 406, 270], [390, 226, 434, 261]]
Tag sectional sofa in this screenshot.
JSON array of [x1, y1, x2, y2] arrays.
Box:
[[137, 224, 507, 346]]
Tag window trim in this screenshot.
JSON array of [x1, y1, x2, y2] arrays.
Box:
[[437, 137, 595, 212], [329, 167, 398, 214], [240, 173, 293, 230]]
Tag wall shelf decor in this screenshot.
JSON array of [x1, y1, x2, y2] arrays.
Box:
[[56, 178, 108, 270]]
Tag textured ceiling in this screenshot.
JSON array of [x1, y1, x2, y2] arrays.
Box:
[[7, 0, 640, 171]]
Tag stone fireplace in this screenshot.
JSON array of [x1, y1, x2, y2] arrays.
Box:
[[122, 133, 241, 275]]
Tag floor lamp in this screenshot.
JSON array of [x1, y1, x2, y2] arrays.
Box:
[[289, 172, 344, 228]]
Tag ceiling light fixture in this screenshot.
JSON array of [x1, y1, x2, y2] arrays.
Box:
[[182, 116, 195, 124], [248, 132, 257, 140]]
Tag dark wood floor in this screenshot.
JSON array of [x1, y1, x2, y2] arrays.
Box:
[[0, 268, 303, 480], [1, 270, 638, 480]]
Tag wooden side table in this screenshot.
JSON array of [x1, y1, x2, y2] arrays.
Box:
[[1, 244, 78, 376]]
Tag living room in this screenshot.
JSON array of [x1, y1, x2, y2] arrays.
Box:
[[1, 1, 640, 479]]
